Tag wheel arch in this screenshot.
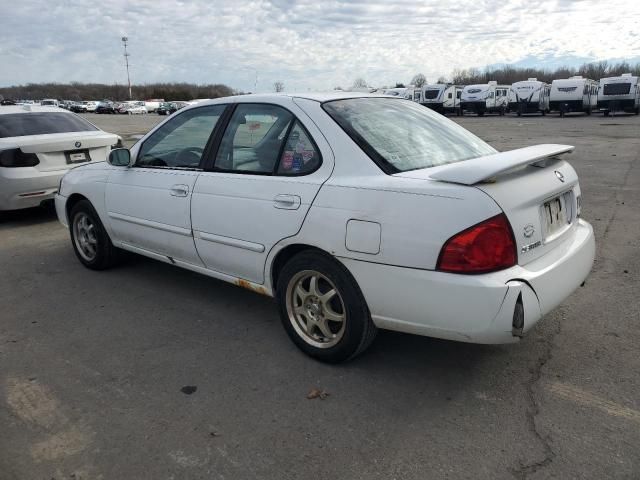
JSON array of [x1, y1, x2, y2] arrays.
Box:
[[65, 193, 90, 224], [270, 243, 335, 291]]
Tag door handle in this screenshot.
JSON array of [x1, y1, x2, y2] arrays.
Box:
[[273, 194, 301, 210], [170, 184, 189, 197]]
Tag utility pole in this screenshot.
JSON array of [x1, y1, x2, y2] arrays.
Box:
[[121, 37, 132, 100]]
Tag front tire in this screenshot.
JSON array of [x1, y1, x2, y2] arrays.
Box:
[[69, 200, 118, 270], [276, 251, 376, 363]]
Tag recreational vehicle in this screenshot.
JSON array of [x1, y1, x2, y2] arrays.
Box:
[[549, 76, 598, 116], [420, 84, 463, 115], [381, 87, 408, 98], [40, 99, 59, 107], [460, 81, 509, 116], [404, 86, 422, 103], [597, 73, 640, 116], [508, 79, 550, 115]]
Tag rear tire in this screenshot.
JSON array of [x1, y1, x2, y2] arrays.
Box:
[[69, 200, 119, 270], [276, 251, 376, 363]]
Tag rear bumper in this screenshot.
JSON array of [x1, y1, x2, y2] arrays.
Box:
[[0, 167, 65, 210], [597, 99, 636, 111], [509, 101, 541, 113], [550, 100, 584, 112], [460, 101, 486, 112], [340, 219, 594, 344]]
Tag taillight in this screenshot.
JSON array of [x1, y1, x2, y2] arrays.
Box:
[[0, 148, 40, 167], [437, 213, 517, 274]]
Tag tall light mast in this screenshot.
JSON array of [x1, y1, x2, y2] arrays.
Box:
[[121, 37, 132, 100]]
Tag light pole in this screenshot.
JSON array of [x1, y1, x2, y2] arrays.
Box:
[[121, 37, 132, 100]]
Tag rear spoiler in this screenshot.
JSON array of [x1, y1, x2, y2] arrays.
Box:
[[428, 144, 574, 185]]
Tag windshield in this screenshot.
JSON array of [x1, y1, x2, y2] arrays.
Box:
[[603, 83, 631, 95], [323, 97, 496, 173], [423, 89, 440, 99], [0, 112, 98, 138]]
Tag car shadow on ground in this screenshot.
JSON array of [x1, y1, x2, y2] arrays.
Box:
[[0, 203, 58, 229], [116, 251, 503, 377]]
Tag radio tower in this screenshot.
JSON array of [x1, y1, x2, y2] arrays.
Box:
[[121, 37, 132, 100]]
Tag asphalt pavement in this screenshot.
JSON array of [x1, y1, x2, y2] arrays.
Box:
[[1, 111, 638, 480]]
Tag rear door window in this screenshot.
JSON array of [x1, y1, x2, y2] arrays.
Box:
[[214, 104, 293, 173]]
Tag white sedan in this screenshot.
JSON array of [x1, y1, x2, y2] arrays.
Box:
[[55, 93, 595, 362], [0, 105, 119, 211], [125, 104, 148, 115]]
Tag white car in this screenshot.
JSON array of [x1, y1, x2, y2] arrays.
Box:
[[55, 93, 595, 362], [83, 101, 98, 112], [125, 104, 148, 115], [0, 105, 119, 211]]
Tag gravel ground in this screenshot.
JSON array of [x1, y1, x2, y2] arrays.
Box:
[[1, 109, 639, 480]]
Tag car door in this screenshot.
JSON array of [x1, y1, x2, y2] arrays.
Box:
[[105, 104, 227, 265], [191, 100, 333, 284]]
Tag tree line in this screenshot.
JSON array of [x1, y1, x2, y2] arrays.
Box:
[[450, 60, 640, 86], [0, 82, 235, 102]]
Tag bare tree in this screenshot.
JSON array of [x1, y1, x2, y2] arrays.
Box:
[[273, 81, 284, 93], [436, 76, 448, 84], [351, 77, 368, 89], [410, 73, 427, 87]]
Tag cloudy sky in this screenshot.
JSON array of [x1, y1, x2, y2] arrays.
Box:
[[1, 0, 639, 91]]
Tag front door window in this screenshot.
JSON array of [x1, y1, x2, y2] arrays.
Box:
[[137, 105, 226, 169]]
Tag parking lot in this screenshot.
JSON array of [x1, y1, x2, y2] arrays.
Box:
[[1, 111, 639, 479]]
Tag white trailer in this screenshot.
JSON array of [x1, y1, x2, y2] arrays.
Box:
[[460, 81, 510, 116], [420, 84, 463, 115], [597, 73, 640, 116], [549, 76, 598, 116], [40, 99, 59, 107], [508, 78, 550, 116], [379, 87, 408, 98]]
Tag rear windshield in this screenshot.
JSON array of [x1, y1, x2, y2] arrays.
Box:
[[323, 97, 496, 173], [0, 112, 97, 138], [423, 89, 440, 99], [603, 83, 631, 95]]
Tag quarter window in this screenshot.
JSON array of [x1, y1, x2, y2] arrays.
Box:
[[277, 121, 320, 175], [137, 105, 225, 169]]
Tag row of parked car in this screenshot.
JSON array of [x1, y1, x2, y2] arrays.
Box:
[[0, 98, 194, 116], [382, 73, 640, 117], [57, 100, 191, 115]]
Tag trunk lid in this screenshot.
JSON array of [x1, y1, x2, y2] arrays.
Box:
[[1, 131, 118, 172], [395, 144, 581, 265]]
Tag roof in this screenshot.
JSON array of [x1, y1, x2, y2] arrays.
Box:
[[0, 105, 69, 115], [198, 92, 395, 106]]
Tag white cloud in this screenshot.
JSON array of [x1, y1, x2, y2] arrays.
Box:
[[1, 0, 639, 90]]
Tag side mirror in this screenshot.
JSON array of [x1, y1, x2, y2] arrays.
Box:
[[108, 148, 131, 167]]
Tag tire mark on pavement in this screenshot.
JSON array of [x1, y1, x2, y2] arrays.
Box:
[[548, 382, 640, 425]]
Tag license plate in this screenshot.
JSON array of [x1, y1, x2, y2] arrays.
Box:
[[543, 195, 568, 237], [65, 150, 90, 164]]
